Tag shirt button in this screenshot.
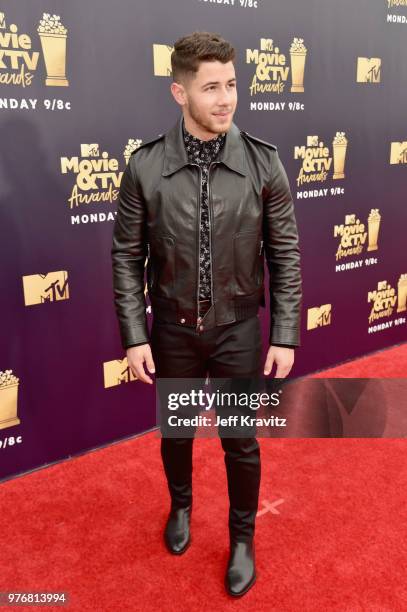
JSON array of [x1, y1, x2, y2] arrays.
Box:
[[180, 318, 186, 323]]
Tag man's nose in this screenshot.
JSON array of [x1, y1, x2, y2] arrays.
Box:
[[218, 87, 235, 106]]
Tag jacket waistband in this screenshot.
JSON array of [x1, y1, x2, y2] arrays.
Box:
[[149, 291, 263, 331]]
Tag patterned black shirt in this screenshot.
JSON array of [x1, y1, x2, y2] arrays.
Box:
[[182, 118, 226, 300]]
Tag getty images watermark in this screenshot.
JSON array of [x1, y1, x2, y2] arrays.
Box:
[[164, 387, 286, 428], [154, 377, 407, 438], [155, 377, 289, 438]]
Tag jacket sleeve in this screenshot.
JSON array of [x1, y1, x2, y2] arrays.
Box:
[[111, 158, 149, 349], [263, 149, 302, 347]]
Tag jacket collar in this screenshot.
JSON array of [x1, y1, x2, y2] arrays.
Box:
[[162, 114, 247, 177]]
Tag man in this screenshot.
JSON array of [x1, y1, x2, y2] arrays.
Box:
[[111, 31, 302, 597]]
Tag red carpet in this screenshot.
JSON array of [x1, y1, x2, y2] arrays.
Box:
[[0, 343, 406, 611]]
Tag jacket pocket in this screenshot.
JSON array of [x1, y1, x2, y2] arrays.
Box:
[[233, 230, 263, 295], [147, 233, 176, 297]]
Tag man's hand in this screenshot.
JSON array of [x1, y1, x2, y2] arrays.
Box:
[[264, 345, 295, 378], [126, 344, 156, 384]]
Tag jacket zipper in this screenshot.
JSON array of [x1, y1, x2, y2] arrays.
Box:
[[191, 160, 218, 330], [208, 161, 218, 315], [189, 162, 202, 329], [259, 239, 263, 255]]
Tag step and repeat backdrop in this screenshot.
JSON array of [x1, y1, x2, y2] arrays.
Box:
[[1, 0, 406, 480]]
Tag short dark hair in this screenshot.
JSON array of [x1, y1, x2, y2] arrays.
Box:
[[171, 31, 236, 86]]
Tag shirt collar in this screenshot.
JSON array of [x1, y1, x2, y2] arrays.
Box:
[[162, 114, 247, 177], [182, 117, 226, 155]]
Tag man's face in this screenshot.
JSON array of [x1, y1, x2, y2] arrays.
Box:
[[172, 60, 238, 138]]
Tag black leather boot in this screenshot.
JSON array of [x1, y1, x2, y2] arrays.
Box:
[[164, 504, 192, 554], [225, 538, 256, 597]]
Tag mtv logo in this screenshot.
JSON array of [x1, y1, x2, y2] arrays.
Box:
[[390, 141, 407, 164], [345, 214, 356, 225], [260, 38, 273, 51], [307, 135, 319, 147], [377, 280, 388, 291], [103, 358, 137, 388], [153, 44, 173, 77], [22, 271, 69, 306], [307, 304, 332, 330], [356, 57, 381, 83], [0, 12, 5, 28], [81, 144, 99, 157]]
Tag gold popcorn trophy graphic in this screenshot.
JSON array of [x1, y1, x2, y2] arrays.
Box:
[[332, 131, 348, 179], [124, 139, 142, 165], [290, 38, 307, 92], [397, 274, 407, 313], [37, 13, 69, 86], [367, 208, 381, 251], [0, 370, 21, 431]]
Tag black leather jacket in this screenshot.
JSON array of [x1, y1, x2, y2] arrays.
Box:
[[111, 114, 302, 349]]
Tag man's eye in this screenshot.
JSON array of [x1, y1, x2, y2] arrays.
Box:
[[205, 83, 235, 91]]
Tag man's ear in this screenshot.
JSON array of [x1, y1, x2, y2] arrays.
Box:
[[170, 82, 186, 106]]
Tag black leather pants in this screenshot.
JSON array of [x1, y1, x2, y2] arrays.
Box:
[[150, 307, 263, 542]]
